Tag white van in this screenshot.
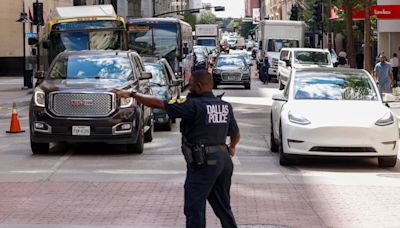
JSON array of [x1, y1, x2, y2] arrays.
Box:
[[278, 48, 333, 90]]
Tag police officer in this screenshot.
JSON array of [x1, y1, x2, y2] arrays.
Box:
[[115, 70, 240, 228]]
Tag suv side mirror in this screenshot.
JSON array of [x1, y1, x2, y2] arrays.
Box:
[[43, 40, 51, 49], [139, 72, 152, 80], [34, 71, 45, 79], [28, 37, 38, 45]]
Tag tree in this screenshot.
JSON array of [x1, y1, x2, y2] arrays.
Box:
[[183, 11, 196, 30], [363, 0, 372, 71], [344, 0, 356, 68], [198, 11, 217, 24], [239, 22, 256, 38]]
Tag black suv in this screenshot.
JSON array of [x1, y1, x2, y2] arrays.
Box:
[[30, 50, 154, 154]]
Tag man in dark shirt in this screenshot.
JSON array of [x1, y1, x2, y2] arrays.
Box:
[[115, 70, 240, 228]]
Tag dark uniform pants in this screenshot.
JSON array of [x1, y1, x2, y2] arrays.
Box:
[[184, 151, 237, 228]]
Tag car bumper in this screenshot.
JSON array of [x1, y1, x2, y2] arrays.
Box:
[[213, 74, 250, 85], [268, 67, 278, 76], [282, 122, 399, 157], [30, 106, 140, 144]]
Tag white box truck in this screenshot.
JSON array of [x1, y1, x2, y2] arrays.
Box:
[[258, 20, 306, 78], [195, 24, 219, 53]]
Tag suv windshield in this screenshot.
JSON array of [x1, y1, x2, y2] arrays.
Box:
[[48, 55, 133, 80], [145, 64, 168, 86], [216, 57, 245, 67], [293, 73, 378, 101], [294, 51, 331, 65]]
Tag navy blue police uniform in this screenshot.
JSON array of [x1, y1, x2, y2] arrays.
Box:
[[163, 92, 239, 228]]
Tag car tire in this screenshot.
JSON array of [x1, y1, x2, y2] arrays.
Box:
[[127, 127, 144, 154], [144, 118, 153, 143], [278, 76, 285, 90], [171, 118, 176, 124], [244, 83, 251, 90], [270, 114, 279, 153], [279, 124, 295, 166], [31, 140, 49, 154], [378, 156, 397, 167]]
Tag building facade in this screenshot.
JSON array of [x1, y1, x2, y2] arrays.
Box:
[[245, 0, 259, 17], [261, 0, 298, 20], [377, 0, 400, 59]]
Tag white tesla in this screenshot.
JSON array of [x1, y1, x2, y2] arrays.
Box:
[[271, 68, 399, 167]]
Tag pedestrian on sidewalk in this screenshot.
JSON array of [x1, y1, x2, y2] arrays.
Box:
[[374, 54, 393, 95], [259, 51, 269, 84], [115, 70, 240, 228], [390, 53, 399, 87]]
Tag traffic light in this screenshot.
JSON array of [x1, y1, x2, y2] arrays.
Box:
[[214, 6, 225, 12], [289, 5, 299, 21], [311, 0, 322, 23], [33, 2, 44, 26]]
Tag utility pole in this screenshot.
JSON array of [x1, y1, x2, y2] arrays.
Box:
[[327, 0, 332, 50], [35, 0, 40, 71]]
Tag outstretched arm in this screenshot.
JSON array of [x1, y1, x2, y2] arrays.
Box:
[[115, 90, 165, 110]]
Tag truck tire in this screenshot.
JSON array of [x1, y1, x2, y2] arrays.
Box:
[[31, 140, 49, 155], [144, 119, 153, 143], [127, 127, 144, 154]]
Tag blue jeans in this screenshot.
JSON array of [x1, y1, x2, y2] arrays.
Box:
[[379, 80, 391, 94]]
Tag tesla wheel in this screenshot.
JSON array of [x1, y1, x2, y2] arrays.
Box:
[[144, 118, 153, 143], [127, 127, 144, 154], [171, 118, 176, 124], [30, 140, 49, 155], [278, 76, 285, 90], [161, 120, 172, 131], [270, 114, 278, 152], [278, 124, 295, 166], [378, 156, 397, 167], [244, 83, 251, 90]]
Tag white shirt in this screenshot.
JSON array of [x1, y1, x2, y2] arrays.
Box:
[[390, 57, 399, 67]]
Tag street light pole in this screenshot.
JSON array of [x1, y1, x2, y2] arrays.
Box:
[[36, 0, 40, 71]]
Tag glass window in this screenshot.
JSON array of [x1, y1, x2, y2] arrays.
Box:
[[48, 55, 132, 80], [197, 39, 216, 46], [145, 64, 168, 86], [267, 39, 299, 52], [293, 73, 378, 101], [280, 51, 288, 60], [128, 23, 178, 57], [216, 57, 245, 67], [294, 51, 331, 65]]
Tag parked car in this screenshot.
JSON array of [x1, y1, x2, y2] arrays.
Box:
[[278, 48, 333, 90], [251, 42, 259, 59], [143, 57, 183, 131], [211, 54, 251, 89], [30, 50, 154, 154], [271, 68, 398, 167], [193, 45, 210, 71]]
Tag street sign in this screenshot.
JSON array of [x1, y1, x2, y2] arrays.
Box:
[[25, 32, 37, 38]]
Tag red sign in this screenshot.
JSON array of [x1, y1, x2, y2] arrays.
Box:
[[343, 5, 400, 20]]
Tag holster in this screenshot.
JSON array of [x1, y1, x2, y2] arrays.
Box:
[[182, 137, 207, 166]]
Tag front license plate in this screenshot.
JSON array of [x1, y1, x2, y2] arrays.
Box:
[[72, 126, 90, 136], [228, 76, 237, 81]]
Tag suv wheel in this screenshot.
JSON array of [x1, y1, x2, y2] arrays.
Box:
[[213, 82, 218, 89], [127, 127, 144, 154], [378, 156, 397, 167], [31, 140, 49, 155], [244, 83, 251, 90], [162, 120, 172, 131], [144, 118, 153, 143], [279, 124, 295, 166]]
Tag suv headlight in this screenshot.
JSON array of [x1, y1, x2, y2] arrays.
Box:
[[375, 112, 394, 126], [213, 69, 222, 75], [288, 112, 311, 125], [34, 88, 45, 107], [120, 97, 133, 108]]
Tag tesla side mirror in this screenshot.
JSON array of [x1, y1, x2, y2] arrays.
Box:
[[139, 72, 152, 80], [272, 93, 287, 102], [42, 40, 51, 49], [28, 37, 38, 45], [34, 71, 45, 79]]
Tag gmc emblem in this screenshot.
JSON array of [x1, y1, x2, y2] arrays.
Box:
[[70, 100, 94, 106]]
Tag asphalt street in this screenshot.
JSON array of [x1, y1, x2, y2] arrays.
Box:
[[0, 71, 400, 227]]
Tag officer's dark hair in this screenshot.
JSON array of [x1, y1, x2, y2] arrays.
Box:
[[192, 70, 213, 88]]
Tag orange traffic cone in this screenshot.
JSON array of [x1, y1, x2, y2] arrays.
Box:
[[6, 102, 25, 134]]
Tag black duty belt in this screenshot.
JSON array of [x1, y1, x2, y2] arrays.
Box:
[[205, 145, 228, 154]]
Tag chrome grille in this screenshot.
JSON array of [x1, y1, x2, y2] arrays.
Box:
[[221, 72, 242, 81], [51, 92, 115, 117]]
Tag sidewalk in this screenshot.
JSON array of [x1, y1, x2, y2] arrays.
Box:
[[0, 77, 32, 109]]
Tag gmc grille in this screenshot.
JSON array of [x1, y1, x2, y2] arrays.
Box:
[[50, 92, 115, 117], [221, 72, 242, 81]]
